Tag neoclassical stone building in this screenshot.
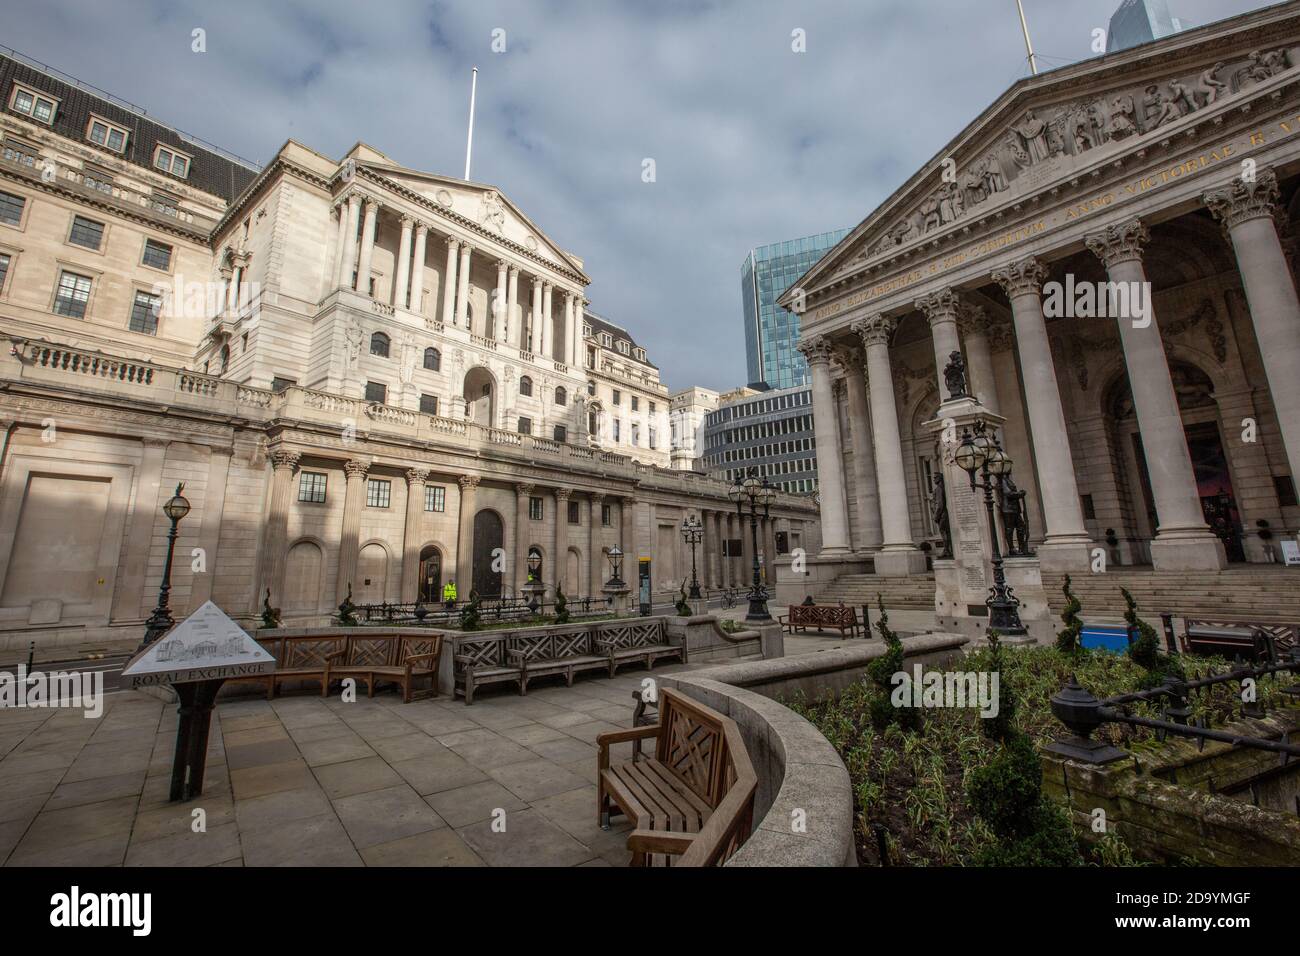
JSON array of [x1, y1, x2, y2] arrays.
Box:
[[782, 4, 1300, 600], [0, 51, 815, 650]]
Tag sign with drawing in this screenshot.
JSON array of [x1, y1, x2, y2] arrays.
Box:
[[121, 601, 275, 687]]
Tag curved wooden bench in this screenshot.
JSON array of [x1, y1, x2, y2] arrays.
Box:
[[779, 603, 860, 637], [596, 688, 756, 867]]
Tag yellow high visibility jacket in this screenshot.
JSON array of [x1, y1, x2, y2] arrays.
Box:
[[442, 582, 457, 601]]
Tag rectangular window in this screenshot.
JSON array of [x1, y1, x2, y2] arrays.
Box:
[[0, 253, 9, 291], [553, 425, 567, 443], [0, 191, 25, 226], [529, 496, 543, 521], [649, 401, 656, 414], [632, 424, 640, 446], [68, 215, 105, 251], [613, 419, 621, 442], [142, 239, 173, 270], [9, 84, 57, 124], [153, 144, 191, 179], [366, 478, 391, 508], [601, 503, 612, 527], [425, 485, 446, 512], [419, 394, 439, 415], [271, 377, 295, 392], [612, 389, 621, 406], [649, 427, 657, 450], [86, 116, 128, 153], [518, 416, 533, 436], [568, 501, 581, 525], [364, 381, 387, 403], [1275, 475, 1298, 508], [631, 396, 639, 412], [128, 290, 161, 334], [298, 471, 327, 503], [53, 271, 92, 318]]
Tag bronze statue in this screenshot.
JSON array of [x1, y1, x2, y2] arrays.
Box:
[[943, 350, 968, 400], [931, 472, 952, 559], [999, 475, 1030, 556]]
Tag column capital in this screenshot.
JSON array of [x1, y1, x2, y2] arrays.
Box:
[[914, 289, 962, 326], [850, 313, 896, 348], [269, 447, 300, 471], [459, 241, 475, 254], [516, 481, 535, 496], [362, 197, 381, 214], [445, 235, 460, 250], [413, 220, 428, 235], [1084, 219, 1149, 269], [623, 494, 638, 505], [957, 303, 991, 337], [991, 256, 1048, 298], [796, 335, 835, 366], [405, 468, 429, 486], [1203, 168, 1281, 231], [399, 215, 415, 229], [458, 474, 481, 492], [343, 459, 370, 481], [589, 491, 605, 503], [496, 259, 508, 271], [142, 436, 170, 449], [832, 344, 865, 373], [508, 264, 520, 277], [555, 487, 572, 501]]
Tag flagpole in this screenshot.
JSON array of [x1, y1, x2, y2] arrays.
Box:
[[1015, 0, 1039, 75], [464, 66, 478, 180]]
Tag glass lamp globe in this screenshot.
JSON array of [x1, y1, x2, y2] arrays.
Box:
[[163, 484, 191, 521]]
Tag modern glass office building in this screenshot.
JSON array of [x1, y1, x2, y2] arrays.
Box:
[[741, 228, 849, 390], [1107, 0, 1183, 52]]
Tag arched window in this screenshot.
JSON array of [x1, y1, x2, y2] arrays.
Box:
[[423, 347, 440, 371], [370, 332, 390, 358], [555, 386, 567, 406], [519, 376, 533, 397]]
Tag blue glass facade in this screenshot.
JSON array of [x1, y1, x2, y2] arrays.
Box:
[[741, 229, 850, 390]]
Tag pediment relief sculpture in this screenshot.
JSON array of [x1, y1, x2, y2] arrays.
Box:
[[846, 45, 1295, 271]]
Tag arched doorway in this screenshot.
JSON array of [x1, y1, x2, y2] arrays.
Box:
[[418, 546, 442, 603], [356, 542, 389, 603], [1104, 361, 1243, 561], [471, 509, 504, 597], [463, 367, 496, 428], [283, 541, 323, 612]]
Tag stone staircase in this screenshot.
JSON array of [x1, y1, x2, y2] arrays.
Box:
[[1042, 567, 1300, 624], [812, 571, 938, 611]]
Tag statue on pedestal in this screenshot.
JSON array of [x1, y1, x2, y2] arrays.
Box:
[[931, 472, 952, 559], [999, 474, 1030, 556], [943, 350, 968, 400]]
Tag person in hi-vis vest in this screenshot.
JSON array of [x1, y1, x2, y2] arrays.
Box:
[[442, 580, 457, 610]]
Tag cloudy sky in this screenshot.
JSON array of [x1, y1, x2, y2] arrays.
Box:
[[6, 0, 1279, 389]]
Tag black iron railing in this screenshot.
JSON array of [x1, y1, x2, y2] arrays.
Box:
[[354, 595, 613, 627]]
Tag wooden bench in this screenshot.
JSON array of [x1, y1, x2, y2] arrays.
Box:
[[778, 603, 861, 637], [593, 620, 683, 676], [229, 632, 441, 702], [1176, 618, 1292, 663], [452, 634, 522, 705], [325, 634, 441, 702], [596, 688, 756, 867], [508, 630, 608, 695]]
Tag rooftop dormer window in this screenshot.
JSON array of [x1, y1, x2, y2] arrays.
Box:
[[153, 144, 191, 180], [617, 340, 630, 355], [9, 84, 57, 125], [86, 116, 128, 154], [600, 332, 613, 348]]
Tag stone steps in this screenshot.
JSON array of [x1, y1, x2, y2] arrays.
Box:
[[1042, 568, 1300, 622]]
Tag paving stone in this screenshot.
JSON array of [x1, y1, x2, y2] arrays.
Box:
[[297, 733, 376, 768], [313, 756, 403, 799], [389, 752, 488, 796], [359, 827, 484, 867], [45, 770, 145, 811], [535, 711, 597, 730], [130, 797, 235, 844], [527, 736, 597, 765], [369, 732, 449, 763], [222, 724, 291, 748], [14, 795, 137, 853], [236, 785, 332, 833], [562, 720, 620, 744], [529, 784, 633, 858], [498, 723, 570, 746], [239, 812, 363, 867], [223, 737, 302, 772], [0, 793, 47, 825], [441, 733, 536, 771], [284, 720, 353, 745], [332, 784, 445, 849], [487, 758, 590, 803], [218, 711, 282, 734], [229, 757, 316, 800], [424, 780, 527, 828], [456, 808, 594, 867], [125, 822, 242, 867], [0, 749, 78, 776], [6, 831, 130, 867], [462, 706, 537, 731], [397, 710, 480, 737]]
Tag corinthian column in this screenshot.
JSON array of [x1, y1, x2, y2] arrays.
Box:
[[530, 278, 542, 352], [515, 482, 534, 595], [541, 282, 553, 358], [455, 242, 473, 330], [797, 336, 852, 558], [958, 304, 1001, 413], [259, 448, 299, 609], [507, 266, 521, 347], [336, 459, 369, 601], [442, 237, 459, 326], [1085, 220, 1225, 570], [356, 199, 379, 296], [554, 488, 570, 595], [341, 194, 362, 290], [835, 345, 883, 551], [915, 289, 965, 401], [393, 216, 413, 310], [400, 468, 428, 602], [1205, 168, 1300, 483], [589, 493, 605, 597], [409, 222, 427, 315], [332, 201, 349, 289], [456, 475, 481, 594], [991, 256, 1093, 570], [850, 316, 924, 576]]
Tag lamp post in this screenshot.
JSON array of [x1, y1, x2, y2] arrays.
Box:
[[680, 514, 703, 600], [729, 469, 776, 623], [525, 548, 543, 613], [954, 422, 1026, 636], [605, 545, 625, 588], [139, 482, 192, 650]]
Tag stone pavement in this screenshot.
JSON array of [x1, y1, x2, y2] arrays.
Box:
[[0, 635, 849, 867]]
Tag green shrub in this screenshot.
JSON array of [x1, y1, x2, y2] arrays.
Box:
[[981, 631, 1017, 742], [1055, 575, 1083, 654], [459, 590, 481, 631], [1122, 587, 1183, 685], [554, 583, 570, 624]]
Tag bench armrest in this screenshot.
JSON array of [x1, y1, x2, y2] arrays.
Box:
[[404, 651, 440, 666], [596, 724, 660, 769], [627, 829, 696, 857]]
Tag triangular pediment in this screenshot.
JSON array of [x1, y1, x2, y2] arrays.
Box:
[[358, 159, 588, 281], [786, 4, 1300, 305]]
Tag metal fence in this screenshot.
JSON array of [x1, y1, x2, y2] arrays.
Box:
[[354, 595, 614, 628]]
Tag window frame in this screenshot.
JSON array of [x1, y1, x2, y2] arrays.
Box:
[[424, 484, 446, 513], [423, 347, 441, 371], [52, 268, 94, 319], [0, 248, 13, 297], [419, 393, 439, 415], [84, 114, 129, 154], [365, 478, 392, 509], [519, 376, 533, 397], [128, 288, 162, 335], [67, 214, 106, 253], [0, 190, 27, 229], [152, 143, 192, 179], [8, 83, 58, 125], [369, 331, 391, 358], [297, 471, 328, 504], [528, 497, 544, 521], [140, 237, 173, 272], [364, 381, 388, 404]]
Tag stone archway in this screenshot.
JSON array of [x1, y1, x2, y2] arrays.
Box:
[[463, 367, 496, 428], [471, 509, 504, 597]]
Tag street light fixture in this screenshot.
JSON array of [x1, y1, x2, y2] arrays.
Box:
[[954, 422, 1026, 637], [680, 514, 704, 599], [729, 468, 775, 623], [605, 545, 625, 588], [139, 482, 192, 650]]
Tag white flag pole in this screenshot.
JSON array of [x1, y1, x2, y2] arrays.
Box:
[[1015, 0, 1039, 75], [464, 66, 478, 180]]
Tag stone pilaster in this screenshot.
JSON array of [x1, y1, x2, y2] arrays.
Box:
[[797, 335, 852, 558], [336, 458, 369, 601], [442, 237, 459, 325], [834, 346, 883, 552], [1085, 220, 1225, 570], [455, 475, 480, 594], [515, 482, 534, 595], [589, 493, 604, 597], [992, 255, 1094, 570], [191, 444, 232, 609], [554, 488, 571, 596], [401, 468, 429, 602], [115, 437, 169, 621]]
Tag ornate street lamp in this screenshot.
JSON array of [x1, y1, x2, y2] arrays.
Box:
[[605, 545, 625, 588], [139, 482, 192, 650], [680, 514, 704, 599], [954, 423, 1026, 637], [525, 548, 544, 613], [729, 469, 776, 623]]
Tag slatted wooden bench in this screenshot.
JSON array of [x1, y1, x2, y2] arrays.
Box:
[[324, 634, 442, 702], [453, 634, 521, 705], [508, 630, 608, 695], [596, 688, 756, 867], [778, 603, 861, 637], [593, 620, 683, 677]]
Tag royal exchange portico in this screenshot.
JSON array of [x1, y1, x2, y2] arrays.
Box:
[[782, 3, 1300, 627]]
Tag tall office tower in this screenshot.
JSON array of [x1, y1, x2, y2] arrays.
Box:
[[1107, 0, 1183, 52]]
